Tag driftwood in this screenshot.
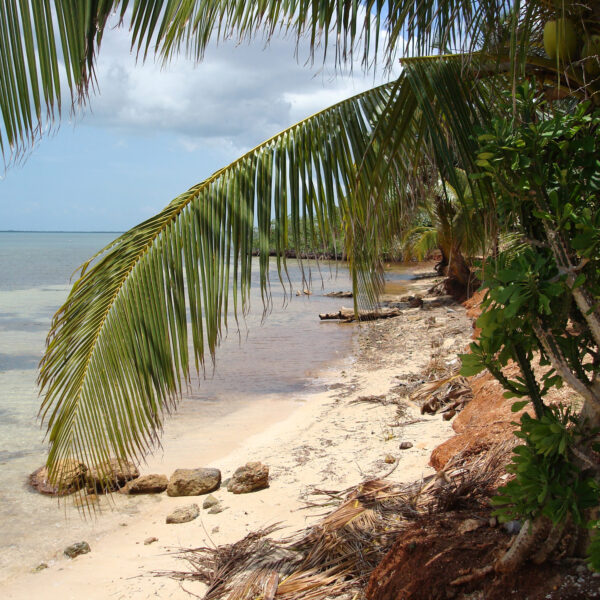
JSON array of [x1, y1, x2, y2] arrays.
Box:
[[319, 307, 402, 322], [324, 291, 353, 298]]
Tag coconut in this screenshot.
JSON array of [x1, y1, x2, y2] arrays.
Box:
[[582, 35, 600, 76], [543, 18, 578, 63]]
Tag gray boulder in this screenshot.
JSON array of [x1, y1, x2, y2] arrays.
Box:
[[167, 468, 221, 497]]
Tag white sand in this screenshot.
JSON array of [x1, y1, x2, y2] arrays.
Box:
[[4, 277, 471, 599]]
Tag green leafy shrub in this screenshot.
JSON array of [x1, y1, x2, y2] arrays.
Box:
[[459, 83, 600, 568], [492, 406, 598, 526]]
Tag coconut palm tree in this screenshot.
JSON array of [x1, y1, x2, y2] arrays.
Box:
[[3, 0, 600, 569]]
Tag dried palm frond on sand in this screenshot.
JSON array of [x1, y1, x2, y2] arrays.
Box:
[[156, 441, 513, 600]]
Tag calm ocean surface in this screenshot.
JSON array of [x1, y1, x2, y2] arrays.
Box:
[[0, 231, 372, 580]]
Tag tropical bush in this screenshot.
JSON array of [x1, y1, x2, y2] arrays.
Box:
[[461, 83, 600, 566]]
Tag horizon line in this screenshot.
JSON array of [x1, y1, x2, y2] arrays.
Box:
[[0, 229, 124, 234]]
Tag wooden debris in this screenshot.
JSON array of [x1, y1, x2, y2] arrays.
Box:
[[319, 307, 402, 322]]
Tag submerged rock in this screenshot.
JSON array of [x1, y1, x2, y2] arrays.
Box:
[[29, 460, 87, 496], [227, 462, 269, 494], [167, 468, 221, 497], [72, 493, 100, 508], [122, 474, 168, 495], [166, 503, 199, 524], [86, 458, 139, 492], [64, 541, 91, 558]]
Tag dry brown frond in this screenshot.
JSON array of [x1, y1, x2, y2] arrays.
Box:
[[159, 443, 513, 600]]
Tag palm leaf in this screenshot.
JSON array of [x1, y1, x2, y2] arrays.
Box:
[[0, 0, 126, 164], [4, 1, 594, 163], [37, 81, 397, 482]]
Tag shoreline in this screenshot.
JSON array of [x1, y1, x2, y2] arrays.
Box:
[[4, 266, 474, 599]]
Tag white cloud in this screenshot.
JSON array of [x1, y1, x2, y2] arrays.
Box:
[[81, 15, 399, 155]]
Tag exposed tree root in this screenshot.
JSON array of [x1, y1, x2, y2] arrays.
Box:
[[495, 517, 551, 573], [450, 565, 493, 586], [532, 520, 566, 565]]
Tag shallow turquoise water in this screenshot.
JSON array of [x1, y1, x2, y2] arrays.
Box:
[[0, 232, 361, 579]]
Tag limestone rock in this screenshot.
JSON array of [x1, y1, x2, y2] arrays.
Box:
[[122, 474, 168, 495], [144, 537, 158, 545], [86, 458, 139, 492], [167, 468, 221, 497], [29, 460, 87, 496], [227, 462, 269, 494], [166, 503, 199, 524], [202, 494, 219, 509], [64, 541, 91, 558]]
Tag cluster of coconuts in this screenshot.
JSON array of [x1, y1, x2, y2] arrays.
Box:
[[543, 17, 600, 76]]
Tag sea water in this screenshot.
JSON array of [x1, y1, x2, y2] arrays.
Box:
[[0, 232, 359, 581]]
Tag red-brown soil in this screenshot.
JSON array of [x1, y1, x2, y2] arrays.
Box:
[[365, 508, 599, 600]]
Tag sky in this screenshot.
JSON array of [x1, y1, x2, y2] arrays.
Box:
[[0, 13, 396, 232]]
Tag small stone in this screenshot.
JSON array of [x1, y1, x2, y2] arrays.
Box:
[[123, 474, 168, 495], [458, 519, 483, 535], [202, 494, 219, 509], [144, 537, 158, 545], [222, 478, 231, 488], [399, 441, 413, 450], [384, 455, 395, 464], [489, 517, 498, 528], [64, 541, 91, 559], [167, 468, 221, 497], [208, 505, 225, 514], [503, 520, 522, 535], [227, 462, 269, 494], [211, 526, 220, 534], [33, 563, 48, 572], [166, 503, 199, 524]]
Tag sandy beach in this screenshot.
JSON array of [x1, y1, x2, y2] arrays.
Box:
[[4, 269, 473, 600]]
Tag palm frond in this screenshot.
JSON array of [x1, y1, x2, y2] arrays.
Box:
[[0, 0, 125, 164], [37, 81, 397, 482]]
